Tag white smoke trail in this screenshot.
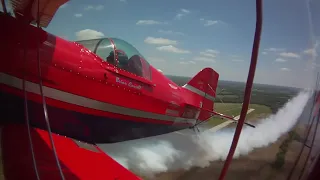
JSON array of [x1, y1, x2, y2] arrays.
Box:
[[99, 90, 311, 177]]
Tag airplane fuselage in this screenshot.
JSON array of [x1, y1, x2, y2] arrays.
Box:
[[0, 13, 205, 143]]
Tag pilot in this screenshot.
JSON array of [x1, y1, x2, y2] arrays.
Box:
[[116, 50, 129, 69], [106, 51, 116, 65], [106, 50, 129, 68]]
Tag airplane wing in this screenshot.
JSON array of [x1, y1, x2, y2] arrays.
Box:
[[1, 124, 142, 180], [9, 0, 68, 27]]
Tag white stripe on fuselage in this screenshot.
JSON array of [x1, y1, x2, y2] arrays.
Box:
[[0, 72, 196, 125], [182, 84, 215, 101]]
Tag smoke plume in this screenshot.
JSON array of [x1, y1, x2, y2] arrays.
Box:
[[99, 90, 311, 177]]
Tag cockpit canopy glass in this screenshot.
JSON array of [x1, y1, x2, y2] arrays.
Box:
[[76, 38, 152, 80]]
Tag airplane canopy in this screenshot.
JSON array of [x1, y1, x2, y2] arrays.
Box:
[[76, 38, 152, 80]]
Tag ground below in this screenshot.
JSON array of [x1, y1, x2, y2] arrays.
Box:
[[141, 124, 311, 180]]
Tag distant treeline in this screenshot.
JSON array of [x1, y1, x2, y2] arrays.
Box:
[[167, 75, 300, 113]]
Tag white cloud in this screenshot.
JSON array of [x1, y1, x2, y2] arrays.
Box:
[[206, 49, 220, 54], [85, 5, 94, 10], [280, 67, 290, 71], [175, 9, 190, 20], [84, 5, 104, 11], [193, 57, 215, 62], [144, 37, 177, 45], [204, 20, 219, 26], [75, 29, 104, 41], [96, 5, 104, 10], [74, 14, 82, 18], [181, 9, 190, 13], [264, 48, 285, 52], [279, 52, 300, 58], [304, 48, 318, 57], [200, 18, 221, 26], [275, 58, 287, 62], [175, 14, 184, 19], [157, 45, 190, 54], [158, 30, 185, 36], [230, 55, 240, 58], [180, 61, 196, 65], [255, 68, 310, 88], [312, 62, 320, 68], [264, 48, 300, 58], [148, 57, 166, 62], [136, 20, 165, 25], [232, 59, 244, 62], [200, 52, 216, 58], [199, 49, 220, 58]]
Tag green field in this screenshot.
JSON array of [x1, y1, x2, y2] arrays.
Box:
[[168, 75, 299, 114], [245, 104, 273, 120], [206, 103, 272, 127]]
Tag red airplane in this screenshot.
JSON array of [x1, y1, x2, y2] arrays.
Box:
[[0, 0, 255, 179], [0, 1, 255, 144]]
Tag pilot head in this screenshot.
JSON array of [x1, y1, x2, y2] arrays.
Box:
[[107, 50, 128, 67], [106, 51, 115, 65]]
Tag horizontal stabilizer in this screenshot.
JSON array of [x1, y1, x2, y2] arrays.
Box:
[[210, 110, 255, 128], [192, 107, 256, 128]]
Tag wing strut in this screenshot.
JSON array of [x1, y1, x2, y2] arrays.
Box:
[[22, 20, 40, 180], [34, 0, 65, 179]]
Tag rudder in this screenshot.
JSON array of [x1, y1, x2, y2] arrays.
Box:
[[182, 68, 219, 121]]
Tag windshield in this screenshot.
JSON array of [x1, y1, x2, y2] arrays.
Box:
[[76, 38, 152, 80], [111, 38, 151, 80], [111, 38, 145, 60]]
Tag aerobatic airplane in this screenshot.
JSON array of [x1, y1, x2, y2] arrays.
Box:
[[0, 1, 254, 144], [0, 0, 255, 179]]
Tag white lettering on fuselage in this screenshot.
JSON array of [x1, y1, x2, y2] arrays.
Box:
[[128, 82, 142, 89], [116, 77, 127, 85], [116, 77, 142, 90]]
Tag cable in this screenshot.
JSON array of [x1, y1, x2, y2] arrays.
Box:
[[35, 1, 65, 179], [22, 22, 40, 180], [218, 0, 263, 179]]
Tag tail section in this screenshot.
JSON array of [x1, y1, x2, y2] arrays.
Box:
[[182, 68, 219, 121]]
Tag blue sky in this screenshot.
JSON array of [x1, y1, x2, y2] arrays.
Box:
[[3, 0, 320, 87]]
